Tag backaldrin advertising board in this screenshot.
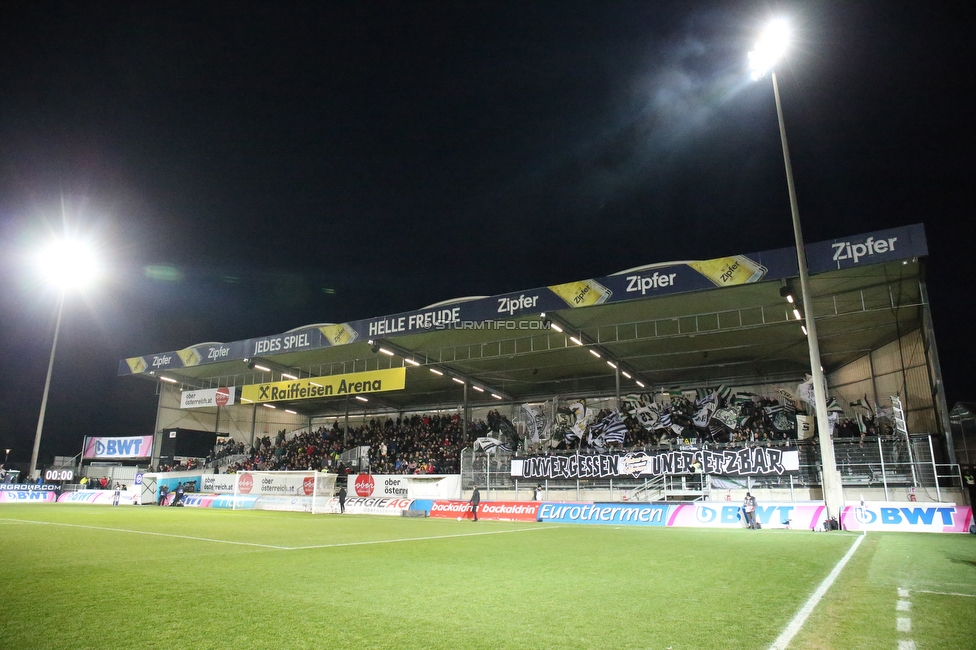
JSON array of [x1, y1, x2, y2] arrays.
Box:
[[840, 502, 973, 533], [429, 500, 540, 522]]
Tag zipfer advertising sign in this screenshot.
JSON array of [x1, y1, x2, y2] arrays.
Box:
[[119, 225, 928, 376], [83, 435, 154, 459], [240, 367, 406, 404]]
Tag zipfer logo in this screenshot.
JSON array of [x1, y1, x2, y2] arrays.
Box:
[[497, 294, 538, 316], [832, 236, 897, 264]]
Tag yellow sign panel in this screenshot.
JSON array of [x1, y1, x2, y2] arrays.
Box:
[[241, 367, 406, 404], [126, 357, 147, 374], [548, 279, 612, 308], [318, 323, 358, 346]]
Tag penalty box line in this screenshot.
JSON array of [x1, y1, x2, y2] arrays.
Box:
[[287, 525, 563, 551], [768, 532, 866, 650]]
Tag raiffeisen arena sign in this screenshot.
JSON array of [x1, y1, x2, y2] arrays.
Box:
[[240, 367, 405, 404]]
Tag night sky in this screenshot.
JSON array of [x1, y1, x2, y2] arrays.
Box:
[[1, 2, 973, 465]]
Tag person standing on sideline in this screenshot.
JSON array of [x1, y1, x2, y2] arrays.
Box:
[[743, 492, 758, 529], [112, 484, 121, 506], [337, 485, 347, 514], [470, 486, 481, 521], [533, 484, 543, 501]]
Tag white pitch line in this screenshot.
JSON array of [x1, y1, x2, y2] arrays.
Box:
[[768, 533, 865, 650], [0, 517, 290, 549], [914, 589, 976, 598], [896, 599, 911, 611], [897, 641, 916, 650], [0, 517, 561, 552], [896, 617, 911, 633], [287, 525, 562, 550]]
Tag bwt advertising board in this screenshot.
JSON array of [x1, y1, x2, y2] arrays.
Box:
[[666, 502, 827, 530], [840, 502, 973, 533], [83, 436, 154, 459]]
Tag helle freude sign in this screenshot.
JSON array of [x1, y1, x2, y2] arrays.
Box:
[[240, 367, 405, 404]]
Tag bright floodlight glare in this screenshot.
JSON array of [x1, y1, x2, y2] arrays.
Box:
[[748, 18, 790, 80], [36, 239, 100, 289]]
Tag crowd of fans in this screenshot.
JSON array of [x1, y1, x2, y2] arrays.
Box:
[[145, 394, 896, 474], [195, 413, 492, 475]]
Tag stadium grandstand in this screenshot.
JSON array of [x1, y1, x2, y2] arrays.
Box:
[[98, 223, 967, 510]]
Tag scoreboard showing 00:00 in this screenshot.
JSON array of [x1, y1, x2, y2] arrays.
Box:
[[43, 469, 74, 481]]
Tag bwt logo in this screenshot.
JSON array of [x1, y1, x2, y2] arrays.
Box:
[[696, 506, 718, 523], [831, 236, 897, 264], [94, 439, 144, 456], [853, 507, 877, 524], [497, 294, 538, 315], [151, 354, 172, 368]]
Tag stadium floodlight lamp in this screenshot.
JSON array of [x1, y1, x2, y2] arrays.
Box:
[[569, 336, 583, 346], [29, 237, 102, 479], [404, 358, 420, 366], [451, 377, 465, 385], [281, 372, 298, 380], [472, 385, 484, 392], [429, 368, 444, 376], [589, 349, 601, 358], [792, 308, 802, 320], [34, 238, 101, 290], [262, 403, 276, 409], [253, 364, 271, 372], [158, 376, 178, 384], [4, 449, 10, 464], [550, 323, 563, 333], [491, 393, 503, 400], [355, 396, 368, 402], [622, 371, 632, 379], [378, 347, 395, 356], [606, 361, 617, 369], [285, 409, 297, 415], [636, 381, 645, 388], [748, 18, 790, 80]]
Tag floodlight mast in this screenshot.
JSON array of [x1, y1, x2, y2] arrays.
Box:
[[749, 20, 845, 520], [29, 290, 65, 479], [29, 238, 100, 479]]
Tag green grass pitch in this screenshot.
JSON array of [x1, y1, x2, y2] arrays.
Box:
[[1, 505, 973, 649]]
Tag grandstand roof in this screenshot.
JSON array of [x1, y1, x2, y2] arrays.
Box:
[[121, 224, 929, 416]]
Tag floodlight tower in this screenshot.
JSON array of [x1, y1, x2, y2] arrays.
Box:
[[28, 239, 100, 479], [748, 19, 845, 518]]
